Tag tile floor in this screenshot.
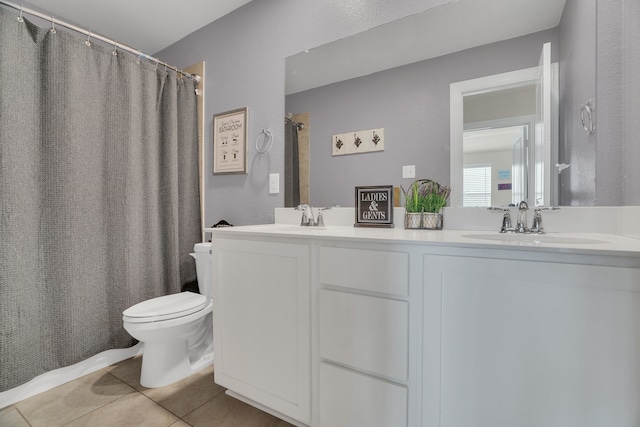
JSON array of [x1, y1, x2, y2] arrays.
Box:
[[0, 356, 294, 427]]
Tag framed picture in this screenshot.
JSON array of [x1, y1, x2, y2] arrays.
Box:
[[213, 107, 248, 174], [354, 185, 394, 228]]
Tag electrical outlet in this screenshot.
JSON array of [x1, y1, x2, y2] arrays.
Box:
[[402, 165, 416, 179], [269, 173, 280, 194]]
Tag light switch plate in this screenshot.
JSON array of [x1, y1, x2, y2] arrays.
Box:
[[402, 165, 416, 179], [269, 173, 280, 194]]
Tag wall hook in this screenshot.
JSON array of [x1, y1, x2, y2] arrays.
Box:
[[556, 163, 571, 175]]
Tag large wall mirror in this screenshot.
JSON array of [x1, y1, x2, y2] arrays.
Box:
[[286, 0, 635, 208]]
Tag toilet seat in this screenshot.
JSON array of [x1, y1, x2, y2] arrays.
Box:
[[123, 292, 207, 323]]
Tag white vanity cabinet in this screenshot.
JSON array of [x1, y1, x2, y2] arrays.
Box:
[[209, 226, 640, 427], [422, 252, 640, 427], [211, 237, 311, 425]]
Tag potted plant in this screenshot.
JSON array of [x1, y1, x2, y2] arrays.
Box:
[[420, 179, 450, 229], [401, 179, 450, 229], [402, 179, 427, 229]]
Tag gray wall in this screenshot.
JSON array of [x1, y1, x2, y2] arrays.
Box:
[[156, 0, 638, 219], [591, 0, 640, 206], [558, 0, 596, 206], [286, 30, 558, 208], [155, 0, 451, 226], [590, 0, 639, 206], [622, 0, 640, 205]]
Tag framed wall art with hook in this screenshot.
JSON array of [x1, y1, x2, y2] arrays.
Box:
[[213, 107, 248, 174]]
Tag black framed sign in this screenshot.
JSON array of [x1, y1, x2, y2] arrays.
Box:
[[354, 185, 394, 228]]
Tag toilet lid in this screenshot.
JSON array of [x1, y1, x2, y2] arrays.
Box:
[[123, 292, 207, 323]]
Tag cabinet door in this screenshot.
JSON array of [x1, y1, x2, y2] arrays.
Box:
[[212, 238, 310, 424], [423, 255, 640, 427]]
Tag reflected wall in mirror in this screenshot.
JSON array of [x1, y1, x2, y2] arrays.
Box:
[[286, 0, 638, 207]]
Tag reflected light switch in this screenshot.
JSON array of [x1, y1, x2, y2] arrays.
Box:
[[402, 165, 416, 179], [269, 173, 280, 194]]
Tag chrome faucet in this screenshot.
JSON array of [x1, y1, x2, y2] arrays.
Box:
[[489, 202, 560, 234], [515, 200, 529, 234], [295, 204, 337, 226]]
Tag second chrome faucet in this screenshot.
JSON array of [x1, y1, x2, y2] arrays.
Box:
[[489, 201, 559, 234]]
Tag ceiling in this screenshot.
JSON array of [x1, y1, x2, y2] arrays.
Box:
[[18, 0, 253, 54], [464, 126, 525, 154], [286, 0, 566, 94]]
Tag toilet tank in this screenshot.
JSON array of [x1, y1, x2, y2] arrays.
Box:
[[193, 242, 213, 300]]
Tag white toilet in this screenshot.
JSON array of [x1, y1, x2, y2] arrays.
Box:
[[122, 242, 213, 388]]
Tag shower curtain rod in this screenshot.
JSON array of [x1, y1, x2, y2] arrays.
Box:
[[0, 0, 199, 82], [285, 116, 304, 130]]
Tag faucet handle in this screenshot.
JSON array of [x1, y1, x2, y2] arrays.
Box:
[[295, 203, 314, 226], [531, 211, 543, 233], [501, 210, 512, 232], [530, 206, 560, 234], [300, 211, 311, 226], [488, 207, 513, 233], [316, 205, 339, 227]]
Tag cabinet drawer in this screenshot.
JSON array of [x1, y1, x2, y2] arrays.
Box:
[[319, 362, 407, 427], [319, 289, 408, 381], [319, 247, 409, 296]]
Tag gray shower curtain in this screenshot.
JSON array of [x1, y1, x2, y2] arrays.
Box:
[[284, 120, 300, 207], [0, 8, 201, 391]]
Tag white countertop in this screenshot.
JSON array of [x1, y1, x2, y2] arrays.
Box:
[[205, 224, 640, 260]]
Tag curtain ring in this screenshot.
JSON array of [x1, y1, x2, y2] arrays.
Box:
[[255, 129, 274, 154], [137, 50, 142, 64], [50, 16, 56, 33], [17, 4, 24, 22], [85, 31, 92, 47], [112, 40, 118, 56]]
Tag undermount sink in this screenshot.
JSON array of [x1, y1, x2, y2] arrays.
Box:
[[275, 226, 327, 231], [244, 225, 327, 232], [461, 233, 608, 245]]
